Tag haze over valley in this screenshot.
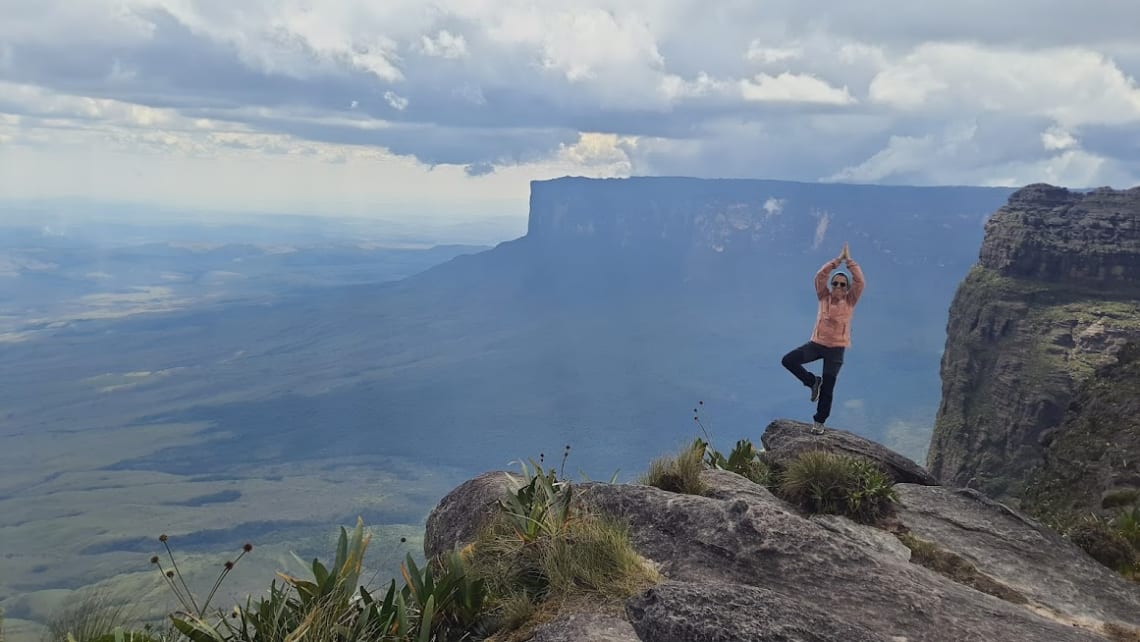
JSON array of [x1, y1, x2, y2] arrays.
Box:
[[0, 177, 1016, 636]]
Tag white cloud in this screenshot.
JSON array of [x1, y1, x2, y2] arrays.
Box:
[[555, 132, 635, 174], [740, 73, 855, 105], [745, 41, 801, 64], [827, 122, 979, 183], [384, 91, 409, 111], [837, 43, 886, 66], [419, 30, 468, 59], [498, 7, 665, 83], [828, 120, 1138, 188], [1041, 125, 1077, 151], [869, 43, 1140, 126], [658, 72, 733, 101], [2, 1, 1140, 218], [763, 197, 784, 216]]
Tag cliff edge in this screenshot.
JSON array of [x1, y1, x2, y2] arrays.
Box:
[[927, 183, 1140, 501], [427, 420, 1140, 641]]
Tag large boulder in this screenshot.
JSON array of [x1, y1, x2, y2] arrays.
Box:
[[760, 418, 940, 485], [423, 470, 520, 559]]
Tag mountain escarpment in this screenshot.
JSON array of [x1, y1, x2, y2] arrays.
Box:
[[927, 184, 1140, 502]]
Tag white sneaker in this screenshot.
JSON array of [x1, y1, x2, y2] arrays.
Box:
[[811, 421, 825, 435]]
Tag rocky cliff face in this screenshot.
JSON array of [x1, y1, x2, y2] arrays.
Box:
[[1021, 342, 1140, 519], [427, 420, 1140, 641], [927, 184, 1140, 501]]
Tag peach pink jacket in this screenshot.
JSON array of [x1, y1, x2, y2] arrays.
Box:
[[810, 258, 865, 348]]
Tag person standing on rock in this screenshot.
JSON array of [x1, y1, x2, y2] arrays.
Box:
[[780, 242, 865, 434]]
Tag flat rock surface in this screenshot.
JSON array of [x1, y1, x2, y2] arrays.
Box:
[[528, 611, 641, 642], [626, 580, 888, 642]]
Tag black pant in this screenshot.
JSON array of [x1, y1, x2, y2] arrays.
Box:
[[781, 341, 845, 423]]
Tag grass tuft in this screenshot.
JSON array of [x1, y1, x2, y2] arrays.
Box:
[[42, 590, 135, 642], [470, 459, 660, 639], [640, 442, 707, 495], [776, 450, 898, 524]]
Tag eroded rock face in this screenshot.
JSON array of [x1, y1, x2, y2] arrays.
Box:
[[927, 184, 1140, 501], [1021, 342, 1140, 519], [760, 419, 939, 485], [978, 184, 1140, 286]]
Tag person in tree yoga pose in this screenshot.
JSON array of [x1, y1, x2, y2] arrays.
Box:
[[780, 242, 865, 434]]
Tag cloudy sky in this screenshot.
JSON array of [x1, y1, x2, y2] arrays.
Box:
[[2, 1, 1139, 222]]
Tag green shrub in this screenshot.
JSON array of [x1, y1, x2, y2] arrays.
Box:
[[1067, 516, 1138, 573], [776, 450, 898, 524], [640, 442, 707, 495], [1112, 505, 1140, 550]]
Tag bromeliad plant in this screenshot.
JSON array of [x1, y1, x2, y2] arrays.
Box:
[[165, 518, 489, 642], [695, 437, 773, 487], [496, 457, 574, 544]]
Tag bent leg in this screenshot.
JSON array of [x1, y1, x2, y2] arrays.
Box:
[[781, 342, 822, 388], [813, 348, 846, 424]]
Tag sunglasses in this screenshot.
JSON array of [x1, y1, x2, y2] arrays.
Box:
[[831, 281, 848, 288]]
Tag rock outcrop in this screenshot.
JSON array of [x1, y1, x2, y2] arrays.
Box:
[[927, 184, 1140, 501], [425, 421, 1140, 641], [762, 419, 939, 485]]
